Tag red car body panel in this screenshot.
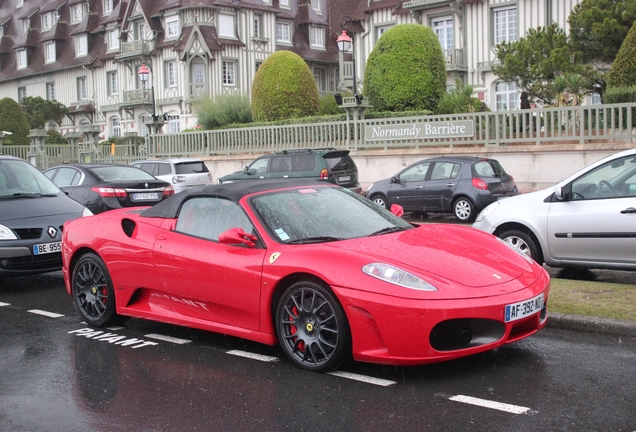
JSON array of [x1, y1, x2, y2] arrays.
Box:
[[62, 184, 549, 366]]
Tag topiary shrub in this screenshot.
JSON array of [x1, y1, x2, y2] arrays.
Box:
[[364, 24, 446, 112], [0, 97, 31, 145], [607, 20, 636, 88], [195, 94, 252, 129], [251, 50, 319, 122]]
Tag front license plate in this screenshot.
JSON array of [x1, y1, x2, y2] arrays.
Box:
[[338, 176, 351, 182], [505, 293, 544, 322], [132, 192, 159, 200], [33, 241, 62, 255]]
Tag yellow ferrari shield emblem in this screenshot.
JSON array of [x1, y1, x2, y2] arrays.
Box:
[[269, 252, 281, 264]]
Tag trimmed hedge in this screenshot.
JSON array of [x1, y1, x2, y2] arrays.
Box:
[[607, 18, 636, 87], [364, 24, 446, 112], [0, 97, 30, 145], [251, 51, 320, 122]]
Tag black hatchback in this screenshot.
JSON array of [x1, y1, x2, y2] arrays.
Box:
[[365, 156, 518, 222], [44, 163, 175, 214]]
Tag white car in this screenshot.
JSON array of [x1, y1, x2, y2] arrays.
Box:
[[132, 158, 213, 193], [473, 148, 636, 270]]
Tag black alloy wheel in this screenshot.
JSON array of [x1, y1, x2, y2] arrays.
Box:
[[275, 281, 350, 372], [72, 253, 124, 327]]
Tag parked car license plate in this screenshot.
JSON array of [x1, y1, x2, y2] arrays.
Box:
[[338, 176, 351, 182], [132, 192, 159, 200], [33, 241, 62, 255], [504, 293, 544, 322]]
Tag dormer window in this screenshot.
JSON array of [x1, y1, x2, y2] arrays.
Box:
[[45, 41, 56, 63], [280, 0, 289, 7], [75, 34, 88, 57], [17, 49, 27, 69], [311, 0, 320, 13], [42, 12, 55, 31], [22, 19, 29, 35], [165, 15, 180, 39], [104, 0, 113, 15], [107, 28, 119, 51], [310, 25, 324, 48], [218, 14, 235, 38], [72, 4, 84, 23], [16, 0, 24, 7]]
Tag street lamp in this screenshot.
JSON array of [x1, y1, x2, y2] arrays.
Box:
[[137, 63, 156, 121], [336, 17, 362, 104]]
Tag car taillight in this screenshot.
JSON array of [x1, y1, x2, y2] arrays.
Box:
[[319, 168, 328, 180], [91, 187, 127, 197], [163, 185, 175, 196], [472, 178, 489, 190]]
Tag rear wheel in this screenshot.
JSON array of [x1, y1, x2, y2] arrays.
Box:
[[499, 229, 541, 263], [72, 253, 125, 327], [371, 194, 388, 208], [275, 281, 350, 372], [453, 197, 475, 222]]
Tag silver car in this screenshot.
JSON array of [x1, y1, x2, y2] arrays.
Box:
[[132, 158, 213, 193], [473, 148, 636, 270]]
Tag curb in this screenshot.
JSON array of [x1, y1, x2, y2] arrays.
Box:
[[547, 312, 636, 338]]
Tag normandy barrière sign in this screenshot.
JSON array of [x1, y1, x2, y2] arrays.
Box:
[[365, 120, 474, 141]]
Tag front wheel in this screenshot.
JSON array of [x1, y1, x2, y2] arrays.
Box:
[[499, 229, 541, 263], [453, 197, 475, 222], [72, 253, 125, 327], [275, 281, 350, 372], [370, 194, 388, 209]]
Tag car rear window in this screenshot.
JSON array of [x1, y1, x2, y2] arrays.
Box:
[[472, 160, 507, 177], [175, 161, 209, 174], [325, 155, 355, 171], [91, 166, 157, 181]]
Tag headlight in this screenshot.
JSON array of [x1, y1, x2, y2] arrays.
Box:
[[362, 263, 437, 291], [475, 201, 500, 222], [366, 183, 374, 194], [0, 224, 18, 240]]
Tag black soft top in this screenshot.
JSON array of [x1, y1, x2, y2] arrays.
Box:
[[141, 178, 332, 219]]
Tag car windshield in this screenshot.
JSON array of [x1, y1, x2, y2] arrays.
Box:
[[249, 187, 413, 243], [91, 166, 158, 181], [0, 159, 60, 198]]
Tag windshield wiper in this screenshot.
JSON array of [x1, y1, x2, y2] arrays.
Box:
[[0, 192, 43, 199], [369, 226, 407, 237], [287, 236, 343, 244]]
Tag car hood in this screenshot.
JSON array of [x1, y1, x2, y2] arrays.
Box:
[[326, 224, 534, 290], [0, 194, 85, 224]]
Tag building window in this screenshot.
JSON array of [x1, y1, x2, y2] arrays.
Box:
[[165, 61, 178, 87], [280, 0, 289, 7], [108, 29, 119, 51], [16, 0, 24, 7], [493, 6, 517, 44], [0, 26, 3, 37], [72, 4, 84, 23], [495, 81, 518, 111], [256, 61, 262, 73], [136, 22, 146, 40], [22, 19, 29, 35], [276, 22, 291, 43], [432, 17, 453, 50], [165, 16, 180, 39], [17, 49, 27, 69], [310, 26, 324, 48], [104, 0, 113, 14], [107, 71, 118, 95], [77, 77, 88, 100], [47, 83, 56, 100], [253, 15, 262, 38], [314, 68, 324, 92], [111, 117, 121, 137], [168, 115, 180, 133], [222, 60, 236, 86], [376, 24, 393, 41], [76, 34, 88, 57], [17, 87, 26, 103], [45, 41, 56, 63], [219, 14, 235, 38], [42, 12, 54, 30], [311, 0, 320, 12]]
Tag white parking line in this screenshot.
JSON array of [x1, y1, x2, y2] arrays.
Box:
[[226, 350, 279, 363], [28, 309, 64, 318], [144, 333, 192, 345], [448, 395, 531, 414], [327, 371, 396, 387], [0, 302, 10, 307]]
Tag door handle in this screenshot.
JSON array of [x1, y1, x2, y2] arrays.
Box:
[[415, 185, 423, 189], [620, 207, 636, 214], [446, 183, 455, 187]]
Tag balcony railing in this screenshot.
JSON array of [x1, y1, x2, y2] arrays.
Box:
[[189, 83, 208, 100], [443, 48, 467, 72], [122, 88, 153, 106], [116, 39, 152, 59]]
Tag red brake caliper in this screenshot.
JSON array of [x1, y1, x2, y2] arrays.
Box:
[[290, 305, 304, 352]]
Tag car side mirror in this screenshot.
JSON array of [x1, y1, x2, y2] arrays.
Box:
[[390, 176, 400, 184], [390, 204, 404, 217], [218, 227, 258, 248], [554, 186, 565, 201], [243, 166, 250, 174]]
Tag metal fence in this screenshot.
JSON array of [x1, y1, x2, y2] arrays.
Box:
[[2, 103, 635, 169]]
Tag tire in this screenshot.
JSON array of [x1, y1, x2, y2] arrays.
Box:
[[275, 281, 350, 372], [498, 229, 541, 263], [453, 197, 475, 222], [371, 194, 388, 208], [72, 253, 124, 327]]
